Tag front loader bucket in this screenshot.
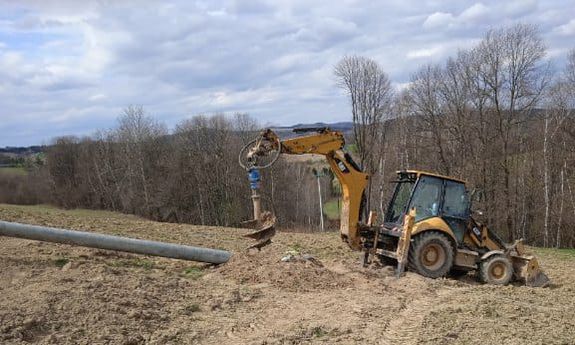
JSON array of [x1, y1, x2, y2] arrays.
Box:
[[241, 211, 276, 250], [526, 270, 550, 288], [511, 255, 550, 288]]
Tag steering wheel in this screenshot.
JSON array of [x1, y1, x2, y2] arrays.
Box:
[[238, 134, 281, 170]]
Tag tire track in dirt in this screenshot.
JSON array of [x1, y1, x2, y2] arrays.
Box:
[[380, 285, 456, 345]]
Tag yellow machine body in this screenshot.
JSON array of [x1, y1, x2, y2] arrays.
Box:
[[241, 128, 549, 287]]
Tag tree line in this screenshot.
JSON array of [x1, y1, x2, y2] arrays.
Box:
[[0, 23, 573, 248], [0, 108, 337, 230], [335, 23, 575, 248]]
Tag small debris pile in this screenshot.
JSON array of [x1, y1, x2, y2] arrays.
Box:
[[217, 250, 352, 292], [280, 253, 324, 267]]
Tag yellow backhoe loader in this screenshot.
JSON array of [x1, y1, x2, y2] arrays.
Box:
[[239, 127, 550, 287]]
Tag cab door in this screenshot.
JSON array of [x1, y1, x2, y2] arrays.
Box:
[[408, 175, 444, 222], [441, 180, 470, 245]]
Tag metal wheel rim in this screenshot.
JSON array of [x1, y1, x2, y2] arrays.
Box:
[[421, 243, 446, 271], [490, 261, 507, 280], [238, 138, 281, 171]]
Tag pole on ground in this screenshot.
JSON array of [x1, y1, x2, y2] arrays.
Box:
[[0, 220, 231, 264]]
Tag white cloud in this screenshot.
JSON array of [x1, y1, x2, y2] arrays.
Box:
[[502, 0, 537, 17], [406, 47, 442, 59], [89, 93, 106, 101], [555, 19, 575, 36], [0, 0, 573, 146], [460, 3, 489, 21], [423, 12, 455, 29], [423, 3, 491, 30]]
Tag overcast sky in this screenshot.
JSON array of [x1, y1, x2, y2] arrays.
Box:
[[0, 0, 574, 146]]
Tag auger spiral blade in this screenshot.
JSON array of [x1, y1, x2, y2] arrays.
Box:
[[242, 211, 276, 250]]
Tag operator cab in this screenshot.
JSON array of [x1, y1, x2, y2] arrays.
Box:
[[384, 170, 471, 243]]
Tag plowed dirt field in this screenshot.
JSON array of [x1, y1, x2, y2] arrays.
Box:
[[1, 204, 574, 344]]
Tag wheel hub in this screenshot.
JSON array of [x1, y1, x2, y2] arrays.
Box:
[[424, 248, 438, 263], [490, 262, 506, 279], [421, 243, 445, 270]]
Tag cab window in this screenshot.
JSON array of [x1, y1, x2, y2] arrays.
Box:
[[409, 176, 443, 222], [386, 181, 414, 223], [443, 180, 469, 218]]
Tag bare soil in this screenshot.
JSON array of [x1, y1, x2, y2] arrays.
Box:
[[1, 204, 574, 345]]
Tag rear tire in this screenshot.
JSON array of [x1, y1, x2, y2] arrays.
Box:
[[479, 255, 513, 285], [408, 232, 454, 279]]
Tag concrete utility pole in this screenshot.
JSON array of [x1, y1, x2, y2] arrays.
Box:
[[0, 220, 231, 264], [312, 168, 327, 231]]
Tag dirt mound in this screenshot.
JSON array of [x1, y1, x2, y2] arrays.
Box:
[[217, 251, 353, 292]]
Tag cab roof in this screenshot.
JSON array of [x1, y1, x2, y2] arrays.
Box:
[[396, 170, 466, 184]]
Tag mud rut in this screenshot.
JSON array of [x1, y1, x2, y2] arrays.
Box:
[[381, 287, 454, 344]]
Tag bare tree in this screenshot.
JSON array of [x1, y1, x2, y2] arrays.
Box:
[[408, 64, 452, 174], [334, 55, 393, 173], [233, 112, 260, 144], [46, 136, 82, 208], [115, 105, 168, 214], [566, 48, 575, 86], [334, 55, 393, 216], [475, 23, 548, 241]]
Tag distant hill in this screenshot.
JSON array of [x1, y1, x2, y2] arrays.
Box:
[[0, 146, 45, 155], [272, 121, 353, 132], [0, 146, 45, 166], [269, 121, 354, 138], [0, 122, 355, 152]]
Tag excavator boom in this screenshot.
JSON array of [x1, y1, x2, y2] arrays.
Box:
[[239, 128, 368, 249], [275, 129, 369, 249]]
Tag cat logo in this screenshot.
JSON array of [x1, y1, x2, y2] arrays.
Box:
[[336, 159, 349, 173], [472, 226, 482, 240]]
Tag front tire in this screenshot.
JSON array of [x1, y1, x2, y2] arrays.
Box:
[[479, 255, 513, 285], [408, 232, 454, 278]]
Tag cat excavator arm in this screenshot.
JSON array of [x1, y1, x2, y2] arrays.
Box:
[[239, 127, 368, 250]]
